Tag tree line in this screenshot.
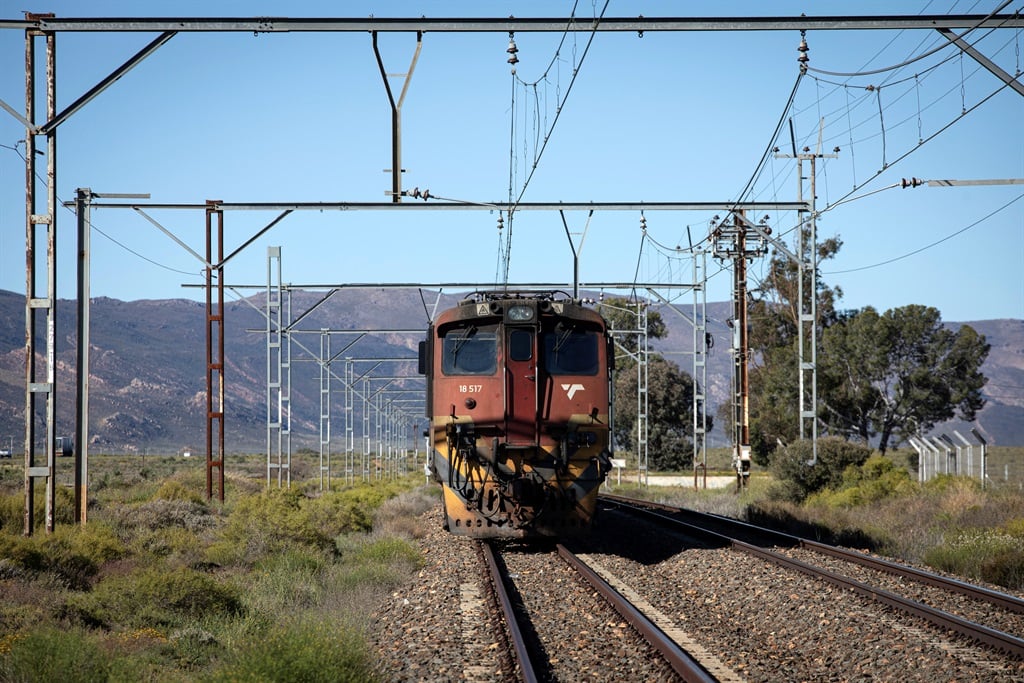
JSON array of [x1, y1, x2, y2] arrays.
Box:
[[599, 234, 989, 472]]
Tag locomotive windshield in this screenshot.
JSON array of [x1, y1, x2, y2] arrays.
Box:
[[441, 326, 497, 375], [543, 327, 599, 375]]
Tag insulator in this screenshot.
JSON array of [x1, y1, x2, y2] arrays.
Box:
[[497, 215, 504, 231], [507, 35, 518, 65], [798, 32, 809, 71]]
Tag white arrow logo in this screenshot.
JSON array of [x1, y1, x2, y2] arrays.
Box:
[[562, 383, 585, 400]]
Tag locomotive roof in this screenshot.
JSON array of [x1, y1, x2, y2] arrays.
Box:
[[433, 290, 606, 326], [457, 290, 574, 304]]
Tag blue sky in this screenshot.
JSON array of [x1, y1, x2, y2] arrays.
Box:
[[1, 1, 1021, 322]]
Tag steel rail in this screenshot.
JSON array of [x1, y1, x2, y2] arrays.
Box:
[[602, 493, 1024, 614], [801, 536, 1024, 614], [604, 495, 1024, 659], [555, 544, 718, 683], [480, 541, 538, 683]]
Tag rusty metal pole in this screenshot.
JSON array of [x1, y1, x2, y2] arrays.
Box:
[[23, 23, 59, 535], [205, 202, 225, 502]]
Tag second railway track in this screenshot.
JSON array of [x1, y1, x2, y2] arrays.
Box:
[[371, 501, 1024, 682], [602, 494, 1024, 657], [594, 494, 1024, 679]]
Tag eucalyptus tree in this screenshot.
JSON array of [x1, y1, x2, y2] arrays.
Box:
[[819, 304, 989, 454]]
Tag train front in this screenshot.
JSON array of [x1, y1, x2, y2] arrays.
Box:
[[420, 293, 614, 538]]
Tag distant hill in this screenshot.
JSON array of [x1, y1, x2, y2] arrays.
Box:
[[0, 288, 1019, 454]]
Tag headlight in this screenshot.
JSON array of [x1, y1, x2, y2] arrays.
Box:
[[507, 305, 534, 322]]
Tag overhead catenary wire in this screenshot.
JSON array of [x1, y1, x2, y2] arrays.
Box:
[[779, 1, 1020, 194], [794, 24, 1021, 162], [501, 0, 610, 287], [824, 190, 1024, 275], [738, 6, 1022, 272], [3, 141, 202, 279], [752, 57, 1022, 272], [804, 0, 1013, 78], [632, 3, 1020, 318]]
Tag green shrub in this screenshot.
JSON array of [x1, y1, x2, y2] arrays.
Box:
[[1002, 518, 1024, 537], [0, 523, 123, 589], [332, 561, 406, 592], [66, 565, 244, 628], [806, 456, 917, 508], [169, 624, 222, 670], [119, 498, 217, 533], [246, 548, 330, 614], [210, 481, 421, 567], [922, 473, 983, 498], [769, 437, 873, 502], [155, 478, 208, 505], [0, 533, 46, 573], [923, 528, 1024, 590], [0, 492, 23, 533], [132, 526, 206, 563], [0, 486, 79, 533], [351, 536, 423, 566], [205, 617, 379, 683], [208, 488, 331, 566], [331, 534, 424, 593], [0, 624, 110, 682]]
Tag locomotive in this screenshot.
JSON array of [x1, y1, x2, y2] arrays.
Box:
[[419, 291, 614, 538]]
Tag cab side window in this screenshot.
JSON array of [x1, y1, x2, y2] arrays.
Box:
[[441, 328, 497, 375], [543, 329, 598, 375]]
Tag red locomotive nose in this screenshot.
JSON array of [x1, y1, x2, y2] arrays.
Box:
[[464, 397, 477, 409]]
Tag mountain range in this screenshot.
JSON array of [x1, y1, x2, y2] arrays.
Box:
[[0, 287, 1019, 454]]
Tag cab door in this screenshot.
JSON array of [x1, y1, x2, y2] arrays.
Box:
[[505, 327, 538, 445]]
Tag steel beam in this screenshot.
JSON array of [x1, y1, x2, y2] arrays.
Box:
[[86, 200, 809, 212], [4, 15, 1023, 33], [38, 31, 176, 134], [936, 27, 1024, 99]]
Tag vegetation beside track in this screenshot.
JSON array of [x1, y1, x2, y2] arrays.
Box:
[[0, 453, 431, 682], [614, 444, 1024, 592], [1, 444, 1022, 679]]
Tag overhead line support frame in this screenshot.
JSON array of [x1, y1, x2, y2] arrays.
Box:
[[6, 15, 1024, 33], [11, 12, 1020, 527]]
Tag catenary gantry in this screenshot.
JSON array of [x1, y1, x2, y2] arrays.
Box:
[[7, 10, 1022, 532]]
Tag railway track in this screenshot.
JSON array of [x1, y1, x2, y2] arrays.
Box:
[[602, 493, 1024, 660], [479, 539, 724, 682], [372, 502, 1024, 681]]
